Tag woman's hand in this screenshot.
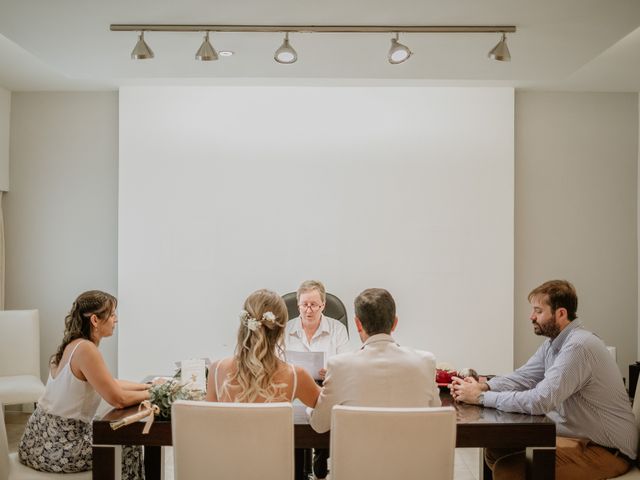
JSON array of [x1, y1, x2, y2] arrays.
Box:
[[118, 379, 152, 391]]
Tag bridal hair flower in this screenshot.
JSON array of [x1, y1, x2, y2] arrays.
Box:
[[246, 317, 260, 331], [239, 310, 258, 331], [239, 310, 277, 331]]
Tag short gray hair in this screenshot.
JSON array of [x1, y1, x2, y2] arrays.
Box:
[[296, 280, 326, 303]]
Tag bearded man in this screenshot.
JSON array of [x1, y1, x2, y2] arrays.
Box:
[[451, 279, 637, 480]]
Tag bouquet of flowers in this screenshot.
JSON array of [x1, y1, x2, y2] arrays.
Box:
[[110, 377, 206, 433], [149, 378, 206, 419], [435, 363, 479, 385]]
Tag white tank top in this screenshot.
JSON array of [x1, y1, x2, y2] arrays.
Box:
[[38, 341, 102, 423]]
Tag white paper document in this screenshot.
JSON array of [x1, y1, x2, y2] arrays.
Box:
[[180, 358, 207, 391], [285, 350, 325, 380], [175, 358, 211, 369]]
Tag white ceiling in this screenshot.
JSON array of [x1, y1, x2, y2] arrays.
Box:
[[1, 0, 640, 92]]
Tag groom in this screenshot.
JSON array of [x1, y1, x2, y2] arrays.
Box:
[[309, 287, 441, 433]]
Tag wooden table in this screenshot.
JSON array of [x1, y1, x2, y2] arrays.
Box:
[[93, 392, 556, 480]]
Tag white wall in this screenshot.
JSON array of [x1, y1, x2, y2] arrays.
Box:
[[0, 86, 9, 191], [514, 92, 638, 377], [118, 86, 515, 380], [5, 92, 119, 378], [4, 90, 638, 384]]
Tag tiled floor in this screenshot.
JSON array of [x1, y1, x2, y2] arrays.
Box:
[[5, 410, 480, 480], [4, 409, 30, 453], [455, 448, 481, 480]]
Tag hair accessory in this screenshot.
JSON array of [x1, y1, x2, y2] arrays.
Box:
[[246, 317, 260, 331], [239, 310, 277, 331]]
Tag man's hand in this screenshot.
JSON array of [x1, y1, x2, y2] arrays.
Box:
[[318, 368, 327, 380], [450, 376, 487, 405]]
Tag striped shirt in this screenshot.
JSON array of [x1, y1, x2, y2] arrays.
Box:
[[484, 320, 637, 459]]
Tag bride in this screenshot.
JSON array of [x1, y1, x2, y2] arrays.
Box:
[[206, 289, 320, 407]]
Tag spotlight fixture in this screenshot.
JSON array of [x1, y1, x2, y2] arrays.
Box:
[[274, 33, 297, 64], [388, 33, 412, 64], [131, 31, 154, 59], [488, 33, 511, 62], [113, 24, 517, 63], [195, 32, 218, 61]]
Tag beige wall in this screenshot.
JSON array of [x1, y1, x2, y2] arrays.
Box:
[[4, 90, 638, 383], [5, 92, 118, 378], [514, 92, 638, 378]]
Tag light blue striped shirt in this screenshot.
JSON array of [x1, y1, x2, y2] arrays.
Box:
[[484, 320, 637, 459]]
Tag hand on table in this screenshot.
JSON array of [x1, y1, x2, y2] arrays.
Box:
[[450, 376, 486, 405]]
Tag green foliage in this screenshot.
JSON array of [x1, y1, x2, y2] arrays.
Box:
[[149, 379, 205, 419]]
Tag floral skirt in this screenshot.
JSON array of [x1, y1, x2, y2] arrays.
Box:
[[18, 406, 144, 479]]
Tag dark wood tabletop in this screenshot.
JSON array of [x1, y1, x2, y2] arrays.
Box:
[[93, 390, 556, 480]]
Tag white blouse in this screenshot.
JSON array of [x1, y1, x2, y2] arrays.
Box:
[[38, 341, 101, 423], [284, 315, 350, 362]]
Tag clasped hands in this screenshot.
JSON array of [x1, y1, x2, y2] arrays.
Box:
[[449, 375, 487, 405]]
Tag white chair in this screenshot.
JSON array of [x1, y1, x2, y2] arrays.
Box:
[[0, 409, 90, 480], [171, 400, 294, 480], [330, 405, 457, 480], [608, 381, 640, 479], [0, 310, 45, 408]]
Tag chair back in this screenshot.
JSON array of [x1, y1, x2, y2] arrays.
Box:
[[633, 380, 640, 429], [0, 310, 40, 378], [171, 400, 294, 480], [330, 405, 456, 480], [0, 409, 9, 480], [282, 292, 348, 333], [633, 381, 640, 465]]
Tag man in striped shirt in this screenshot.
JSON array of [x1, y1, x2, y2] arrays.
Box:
[[451, 279, 637, 479]]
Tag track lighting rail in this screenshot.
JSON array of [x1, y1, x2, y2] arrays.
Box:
[[111, 24, 516, 34]]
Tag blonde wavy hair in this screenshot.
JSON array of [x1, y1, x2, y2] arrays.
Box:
[[223, 289, 289, 402]]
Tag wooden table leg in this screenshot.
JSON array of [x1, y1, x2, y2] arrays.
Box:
[[294, 448, 305, 480], [526, 447, 555, 480], [294, 448, 314, 480], [92, 446, 115, 480], [144, 446, 163, 480], [481, 448, 493, 480]]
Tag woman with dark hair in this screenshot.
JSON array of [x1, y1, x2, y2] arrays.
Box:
[[18, 290, 150, 478], [206, 289, 320, 406]]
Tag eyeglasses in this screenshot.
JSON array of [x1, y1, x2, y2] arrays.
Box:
[[298, 303, 323, 312]]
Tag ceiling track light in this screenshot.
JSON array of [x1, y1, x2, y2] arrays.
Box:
[[195, 31, 218, 61], [113, 24, 517, 62], [130, 31, 154, 60], [388, 33, 412, 64], [488, 32, 511, 62], [274, 32, 297, 64], [112, 24, 516, 34]]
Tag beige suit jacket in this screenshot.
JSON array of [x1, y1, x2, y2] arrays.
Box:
[[309, 333, 441, 433]]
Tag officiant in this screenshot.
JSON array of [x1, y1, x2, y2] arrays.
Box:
[[284, 279, 349, 480]]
